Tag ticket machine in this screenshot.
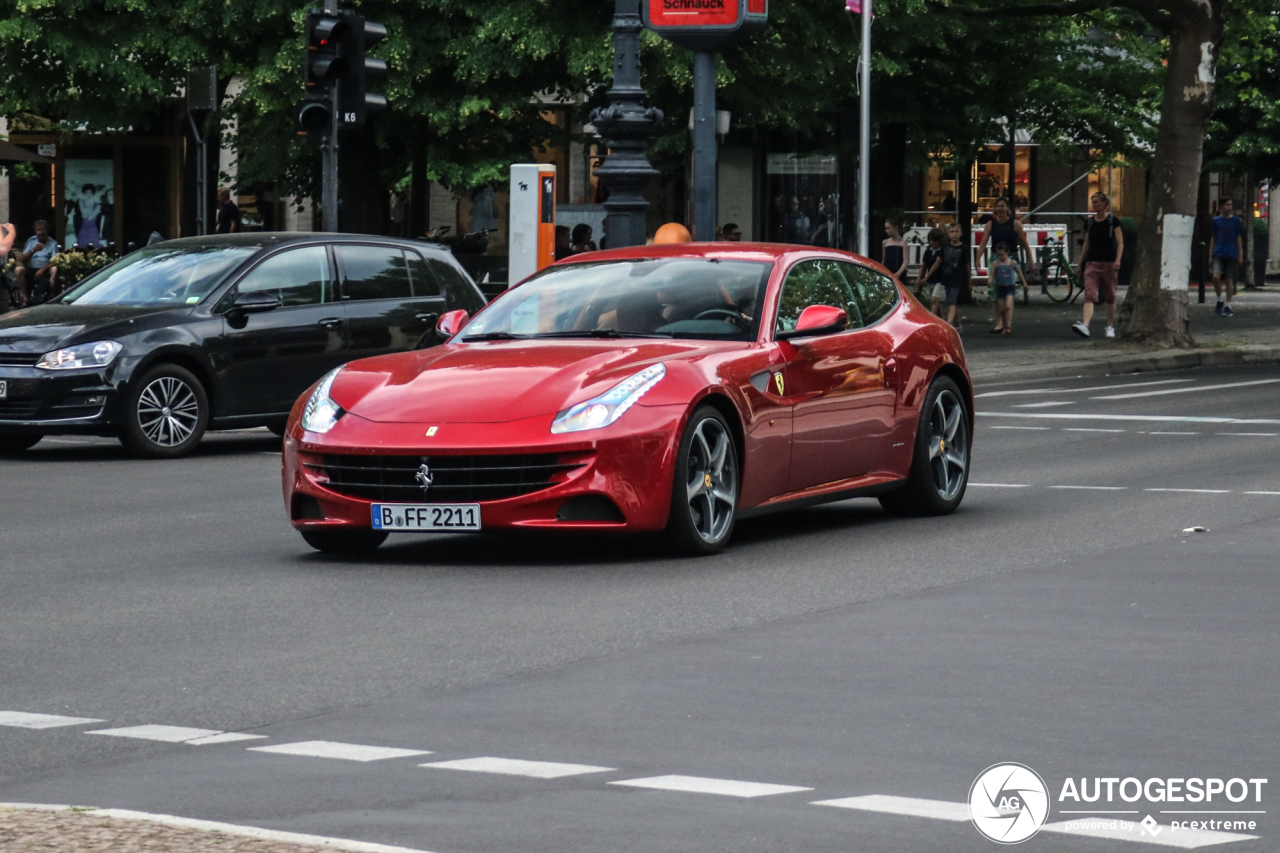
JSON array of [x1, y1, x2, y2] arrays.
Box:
[[509, 164, 557, 287]]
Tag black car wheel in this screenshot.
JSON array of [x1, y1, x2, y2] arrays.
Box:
[[879, 375, 970, 516], [121, 364, 209, 459], [0, 434, 42, 455], [665, 405, 739, 556], [300, 528, 389, 555]]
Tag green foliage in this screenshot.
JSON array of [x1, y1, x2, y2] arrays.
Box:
[[1205, 0, 1280, 182]]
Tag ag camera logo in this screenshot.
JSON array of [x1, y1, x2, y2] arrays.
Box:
[[969, 763, 1051, 844]]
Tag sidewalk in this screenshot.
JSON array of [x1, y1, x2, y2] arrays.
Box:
[[954, 284, 1280, 384]]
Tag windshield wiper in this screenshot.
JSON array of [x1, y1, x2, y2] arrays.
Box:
[[460, 331, 530, 341], [531, 330, 673, 339]]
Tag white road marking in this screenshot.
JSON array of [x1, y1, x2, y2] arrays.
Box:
[[1245, 491, 1280, 495], [976, 379, 1194, 398], [88, 725, 222, 743], [968, 483, 1030, 488], [1040, 816, 1257, 848], [248, 741, 430, 762], [608, 775, 812, 798], [990, 425, 1051, 430], [978, 413, 1280, 425], [1064, 427, 1126, 433], [811, 794, 970, 821], [1091, 378, 1280, 400], [0, 712, 104, 729], [0, 804, 439, 853], [185, 732, 267, 745], [1013, 401, 1074, 408], [1151, 431, 1200, 435], [1145, 488, 1232, 494], [1048, 485, 1128, 491], [1219, 432, 1278, 437], [421, 757, 615, 779]]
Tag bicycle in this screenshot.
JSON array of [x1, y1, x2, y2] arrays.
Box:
[[1037, 235, 1086, 303]]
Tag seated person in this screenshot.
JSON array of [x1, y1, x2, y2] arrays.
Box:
[[15, 220, 59, 306]]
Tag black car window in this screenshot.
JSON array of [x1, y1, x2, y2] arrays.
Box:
[[420, 253, 486, 313], [840, 261, 900, 325], [405, 253, 443, 298], [235, 246, 332, 307], [775, 259, 863, 333], [336, 245, 412, 302]]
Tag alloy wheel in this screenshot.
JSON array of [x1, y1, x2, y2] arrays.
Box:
[[136, 376, 201, 448], [927, 389, 969, 501], [685, 417, 738, 543]]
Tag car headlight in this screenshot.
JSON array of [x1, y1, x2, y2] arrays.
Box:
[[301, 367, 344, 434], [551, 363, 666, 434], [36, 340, 123, 371]]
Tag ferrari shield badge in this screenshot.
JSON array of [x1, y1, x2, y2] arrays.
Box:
[[773, 373, 785, 396]]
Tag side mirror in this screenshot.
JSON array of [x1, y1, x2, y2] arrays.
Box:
[[229, 291, 281, 315], [777, 305, 848, 340], [436, 309, 469, 340]]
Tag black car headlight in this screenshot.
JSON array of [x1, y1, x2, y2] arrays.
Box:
[[36, 341, 123, 370]]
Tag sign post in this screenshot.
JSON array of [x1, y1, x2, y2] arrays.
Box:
[[643, 0, 767, 241]]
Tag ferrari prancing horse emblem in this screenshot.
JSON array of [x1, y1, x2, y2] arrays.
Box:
[[773, 373, 785, 396], [426, 426, 439, 436], [415, 460, 434, 492]]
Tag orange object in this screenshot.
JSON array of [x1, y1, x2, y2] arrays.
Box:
[[654, 223, 694, 244]]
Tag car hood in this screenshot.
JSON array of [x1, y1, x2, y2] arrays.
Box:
[[0, 304, 190, 354], [331, 339, 738, 424]]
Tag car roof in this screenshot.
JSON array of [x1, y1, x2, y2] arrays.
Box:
[[555, 241, 876, 267], [156, 232, 454, 253]]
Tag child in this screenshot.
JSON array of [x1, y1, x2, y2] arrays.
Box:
[[990, 242, 1026, 336], [916, 227, 945, 314], [882, 219, 908, 285], [939, 223, 968, 327]]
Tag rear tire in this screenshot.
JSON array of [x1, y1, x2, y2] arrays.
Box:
[[664, 405, 739, 556], [121, 364, 209, 458], [1042, 258, 1073, 303], [878, 375, 971, 516], [0, 434, 42, 454], [300, 528, 389, 555]]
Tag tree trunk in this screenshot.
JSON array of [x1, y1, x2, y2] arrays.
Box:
[[1118, 3, 1224, 345]]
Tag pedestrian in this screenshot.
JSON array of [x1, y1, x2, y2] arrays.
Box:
[[1072, 192, 1124, 338], [975, 198, 1032, 321], [882, 218, 908, 286], [215, 188, 241, 234], [916, 227, 945, 313], [1210, 196, 1245, 317], [939, 223, 968, 327], [990, 243, 1026, 336], [14, 220, 59, 307], [554, 225, 573, 260], [721, 222, 742, 242], [0, 222, 15, 256], [570, 224, 598, 254]]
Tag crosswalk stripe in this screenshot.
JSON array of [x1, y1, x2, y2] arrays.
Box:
[[811, 794, 970, 821], [185, 732, 267, 745], [421, 757, 615, 779], [1040, 817, 1258, 848], [88, 725, 222, 743], [609, 775, 812, 798], [248, 741, 430, 762], [0, 711, 103, 729]]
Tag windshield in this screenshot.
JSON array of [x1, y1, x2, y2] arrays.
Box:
[[61, 246, 257, 307], [462, 258, 773, 342]]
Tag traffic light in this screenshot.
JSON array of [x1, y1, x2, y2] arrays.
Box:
[[297, 11, 353, 141], [336, 14, 388, 126]]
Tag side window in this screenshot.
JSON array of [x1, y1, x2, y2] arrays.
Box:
[[775, 259, 861, 333], [840, 262, 900, 326], [405, 253, 443, 298], [235, 247, 331, 307], [336, 245, 412, 302], [422, 254, 486, 313]]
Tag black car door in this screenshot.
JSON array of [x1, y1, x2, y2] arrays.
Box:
[[213, 245, 349, 417], [335, 244, 445, 360]]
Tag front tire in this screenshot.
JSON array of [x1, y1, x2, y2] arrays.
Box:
[[664, 405, 739, 556], [879, 375, 971, 516], [300, 528, 388, 555], [121, 364, 209, 458]]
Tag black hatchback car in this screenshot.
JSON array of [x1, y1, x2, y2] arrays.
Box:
[[0, 233, 486, 457]]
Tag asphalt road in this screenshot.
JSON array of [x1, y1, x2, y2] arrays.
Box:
[[3, 363, 1279, 852]]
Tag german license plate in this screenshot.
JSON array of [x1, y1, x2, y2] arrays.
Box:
[[0, 380, 6, 399], [371, 503, 481, 532]]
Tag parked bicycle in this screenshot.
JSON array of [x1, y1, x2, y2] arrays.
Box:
[[1038, 234, 1087, 303]]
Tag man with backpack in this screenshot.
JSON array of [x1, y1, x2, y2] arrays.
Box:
[[1072, 192, 1124, 339]]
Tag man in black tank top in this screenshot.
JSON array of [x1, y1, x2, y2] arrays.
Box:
[[1072, 192, 1124, 339]]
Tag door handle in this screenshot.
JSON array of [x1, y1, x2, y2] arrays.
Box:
[[319, 317, 345, 329], [415, 312, 439, 325], [882, 357, 898, 388]]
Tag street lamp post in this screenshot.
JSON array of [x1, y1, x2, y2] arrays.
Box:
[[856, 0, 872, 257], [591, 0, 663, 250]]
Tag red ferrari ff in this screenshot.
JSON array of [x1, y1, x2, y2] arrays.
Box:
[[282, 243, 972, 555]]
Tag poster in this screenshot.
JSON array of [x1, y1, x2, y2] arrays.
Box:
[[63, 159, 114, 248]]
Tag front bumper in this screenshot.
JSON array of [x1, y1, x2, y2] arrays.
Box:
[[0, 363, 124, 435], [282, 404, 687, 533]]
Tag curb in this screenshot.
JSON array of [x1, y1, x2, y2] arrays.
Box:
[[0, 804, 436, 853], [969, 345, 1280, 385]]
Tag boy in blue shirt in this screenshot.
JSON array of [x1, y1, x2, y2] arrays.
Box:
[[1209, 197, 1245, 317]]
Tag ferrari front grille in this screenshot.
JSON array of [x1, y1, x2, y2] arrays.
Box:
[[310, 453, 582, 503]]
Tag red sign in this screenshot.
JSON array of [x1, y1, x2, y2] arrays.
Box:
[[647, 0, 741, 28]]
